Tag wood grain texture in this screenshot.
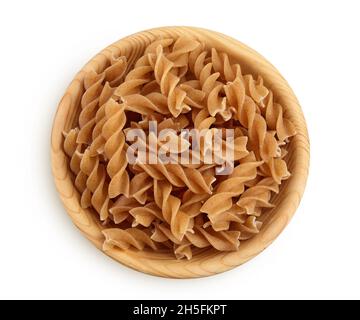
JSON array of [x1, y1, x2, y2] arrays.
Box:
[[51, 26, 310, 278]]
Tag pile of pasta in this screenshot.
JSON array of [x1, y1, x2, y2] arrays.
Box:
[[63, 36, 296, 260]]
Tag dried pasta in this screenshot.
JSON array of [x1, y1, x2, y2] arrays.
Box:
[[63, 35, 297, 260]]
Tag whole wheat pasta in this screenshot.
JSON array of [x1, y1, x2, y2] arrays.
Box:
[[62, 35, 297, 260]]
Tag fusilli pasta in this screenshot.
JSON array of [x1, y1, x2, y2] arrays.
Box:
[[63, 35, 297, 259]]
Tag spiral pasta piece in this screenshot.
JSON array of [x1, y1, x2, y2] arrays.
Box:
[[79, 71, 104, 130], [189, 45, 235, 121], [80, 149, 110, 221], [236, 177, 279, 215], [177, 223, 241, 258], [63, 128, 82, 174], [101, 99, 130, 198], [102, 228, 157, 251], [211, 48, 242, 82], [109, 196, 139, 224], [166, 36, 200, 78], [154, 180, 191, 241], [233, 216, 263, 241], [225, 77, 280, 161], [77, 57, 127, 144], [264, 90, 297, 142], [243, 74, 269, 106], [155, 221, 240, 259], [122, 93, 170, 115], [137, 161, 215, 194], [152, 46, 191, 117], [130, 202, 163, 228], [201, 152, 263, 218], [114, 55, 153, 98], [128, 173, 153, 206], [260, 157, 291, 184]]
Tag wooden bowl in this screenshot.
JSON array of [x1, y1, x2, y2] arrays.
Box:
[[51, 26, 310, 278]]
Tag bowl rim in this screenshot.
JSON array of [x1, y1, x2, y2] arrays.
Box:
[[51, 26, 310, 278]]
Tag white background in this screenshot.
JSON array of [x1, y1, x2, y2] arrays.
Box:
[[0, 0, 359, 300]]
